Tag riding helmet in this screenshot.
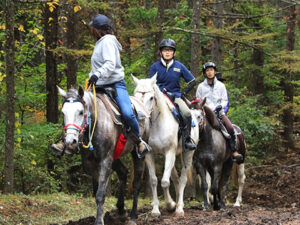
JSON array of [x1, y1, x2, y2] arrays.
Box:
[[89, 14, 110, 30], [202, 61, 217, 74], [159, 38, 176, 51]]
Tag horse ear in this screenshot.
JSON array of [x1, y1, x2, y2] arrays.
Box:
[[78, 86, 84, 99], [150, 72, 157, 85], [131, 74, 139, 85], [200, 97, 206, 107], [57, 85, 67, 99]]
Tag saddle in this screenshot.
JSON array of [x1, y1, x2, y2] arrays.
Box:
[[95, 86, 150, 126]]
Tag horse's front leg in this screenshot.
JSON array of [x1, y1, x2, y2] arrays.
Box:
[[162, 149, 176, 212], [219, 159, 233, 210], [145, 153, 161, 217], [129, 150, 144, 223], [175, 151, 194, 216], [95, 156, 113, 225], [212, 166, 222, 210], [112, 159, 128, 218], [194, 160, 209, 210], [234, 163, 245, 207]]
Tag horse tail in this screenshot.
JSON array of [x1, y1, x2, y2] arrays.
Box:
[[232, 162, 238, 187]]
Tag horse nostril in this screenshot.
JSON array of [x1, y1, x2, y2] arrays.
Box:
[[73, 139, 77, 144]]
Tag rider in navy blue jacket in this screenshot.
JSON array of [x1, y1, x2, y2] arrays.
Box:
[[149, 38, 197, 151]]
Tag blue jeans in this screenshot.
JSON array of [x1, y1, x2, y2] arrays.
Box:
[[114, 80, 141, 137]]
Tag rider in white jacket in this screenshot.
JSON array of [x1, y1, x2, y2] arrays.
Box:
[[196, 62, 243, 163]]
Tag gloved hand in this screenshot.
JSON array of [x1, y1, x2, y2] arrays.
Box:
[[88, 75, 98, 87], [214, 105, 222, 113]]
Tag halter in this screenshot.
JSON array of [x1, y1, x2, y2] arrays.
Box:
[[63, 99, 88, 133]]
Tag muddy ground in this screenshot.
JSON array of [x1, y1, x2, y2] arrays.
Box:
[[61, 151, 300, 225]]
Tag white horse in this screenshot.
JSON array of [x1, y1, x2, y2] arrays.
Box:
[[132, 74, 199, 216]]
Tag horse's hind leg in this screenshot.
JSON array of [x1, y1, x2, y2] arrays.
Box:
[[211, 166, 222, 210], [162, 150, 176, 212], [112, 159, 128, 217], [129, 150, 144, 222], [234, 163, 245, 207], [145, 153, 161, 217], [194, 160, 209, 210], [175, 151, 194, 216]]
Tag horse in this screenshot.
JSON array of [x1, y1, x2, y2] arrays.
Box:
[[191, 97, 233, 210], [57, 86, 148, 225], [131, 74, 199, 217]]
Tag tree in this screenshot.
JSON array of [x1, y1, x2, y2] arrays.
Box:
[[43, 1, 59, 123], [212, 0, 223, 68], [190, 0, 201, 77], [3, 0, 15, 194]]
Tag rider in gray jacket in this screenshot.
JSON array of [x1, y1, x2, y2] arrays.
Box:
[[196, 62, 243, 163]]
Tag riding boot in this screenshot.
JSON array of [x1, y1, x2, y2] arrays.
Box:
[[129, 131, 152, 159], [50, 142, 74, 156], [183, 116, 196, 151], [229, 135, 243, 163]]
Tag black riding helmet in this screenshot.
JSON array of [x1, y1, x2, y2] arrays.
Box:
[[89, 14, 110, 29], [159, 38, 176, 51], [202, 61, 217, 74]]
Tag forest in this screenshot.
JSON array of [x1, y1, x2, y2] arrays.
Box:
[[0, 0, 300, 225]]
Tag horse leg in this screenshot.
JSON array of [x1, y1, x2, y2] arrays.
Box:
[[145, 153, 161, 217], [194, 160, 209, 210], [211, 166, 222, 210], [175, 151, 193, 216], [112, 159, 128, 217], [219, 159, 233, 210], [94, 156, 113, 225], [170, 166, 179, 203], [234, 163, 246, 207], [162, 150, 176, 212], [129, 150, 144, 223]]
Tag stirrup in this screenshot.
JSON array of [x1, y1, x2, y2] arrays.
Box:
[[136, 139, 152, 159]]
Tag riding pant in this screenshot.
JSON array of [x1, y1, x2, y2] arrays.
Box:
[[174, 97, 191, 117], [114, 80, 141, 137], [221, 115, 234, 136]]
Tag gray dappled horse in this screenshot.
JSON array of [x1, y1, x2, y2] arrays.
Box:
[[132, 74, 199, 217], [191, 98, 233, 210], [57, 86, 147, 225]]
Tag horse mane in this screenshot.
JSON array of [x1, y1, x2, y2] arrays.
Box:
[[153, 84, 171, 115], [203, 105, 221, 130], [66, 88, 79, 99]]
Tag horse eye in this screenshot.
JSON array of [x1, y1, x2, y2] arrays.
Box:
[[79, 110, 84, 115], [150, 96, 154, 101]]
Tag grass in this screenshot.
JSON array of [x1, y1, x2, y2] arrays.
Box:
[[0, 193, 155, 225]]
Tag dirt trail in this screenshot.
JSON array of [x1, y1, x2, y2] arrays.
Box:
[[61, 152, 300, 225]]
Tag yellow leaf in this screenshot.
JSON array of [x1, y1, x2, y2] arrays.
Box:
[[18, 25, 25, 32], [49, 6, 54, 12], [17, 137, 21, 143], [74, 5, 81, 13], [31, 160, 37, 166], [41, 42, 45, 47], [0, 25, 5, 30], [17, 128, 21, 134], [48, 17, 53, 23], [30, 28, 38, 35], [15, 112, 19, 118], [37, 34, 44, 40], [15, 121, 19, 127]]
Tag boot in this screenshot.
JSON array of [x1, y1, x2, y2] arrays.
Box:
[[183, 116, 196, 151], [229, 135, 243, 163], [129, 131, 152, 158], [50, 142, 74, 156]]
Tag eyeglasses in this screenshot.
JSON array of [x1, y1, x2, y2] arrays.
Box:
[[162, 48, 174, 53]]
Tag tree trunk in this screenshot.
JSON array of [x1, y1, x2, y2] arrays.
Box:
[[65, 3, 78, 89], [43, 2, 59, 123], [252, 44, 264, 95], [3, 0, 15, 194], [190, 0, 201, 78], [154, 0, 164, 61], [212, 0, 223, 68], [282, 4, 296, 150]]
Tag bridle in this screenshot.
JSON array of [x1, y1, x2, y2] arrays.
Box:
[[63, 98, 88, 134]]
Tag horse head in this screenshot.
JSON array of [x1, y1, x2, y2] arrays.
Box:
[[131, 73, 158, 113], [57, 86, 87, 150]]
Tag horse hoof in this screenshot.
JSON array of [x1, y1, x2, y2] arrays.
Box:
[[166, 201, 176, 211], [175, 210, 184, 217], [234, 202, 241, 207], [151, 212, 161, 217], [127, 220, 137, 225]]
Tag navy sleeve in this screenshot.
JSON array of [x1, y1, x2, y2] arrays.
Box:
[[181, 64, 195, 83], [149, 64, 157, 78]]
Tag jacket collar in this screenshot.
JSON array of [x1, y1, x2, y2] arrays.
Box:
[[161, 58, 174, 72]]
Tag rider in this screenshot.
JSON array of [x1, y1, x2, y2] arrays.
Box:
[[196, 62, 243, 163], [51, 14, 151, 158], [149, 38, 197, 151]]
